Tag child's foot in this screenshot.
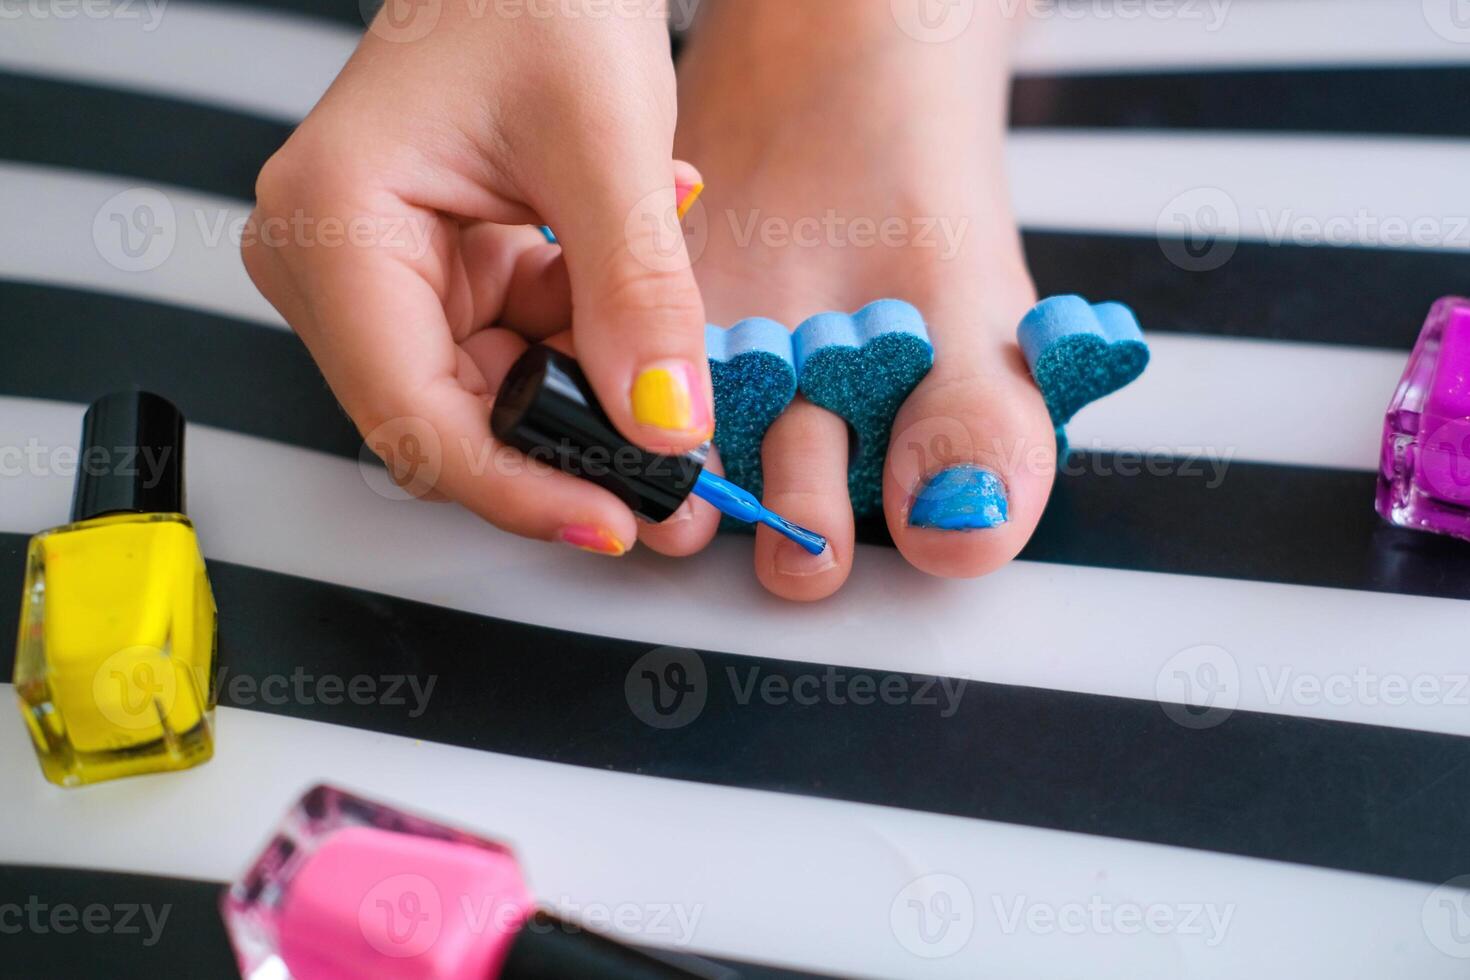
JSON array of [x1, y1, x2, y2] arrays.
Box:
[[641, 3, 1056, 600]]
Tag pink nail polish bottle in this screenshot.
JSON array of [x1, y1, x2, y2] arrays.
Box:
[[221, 786, 705, 980]]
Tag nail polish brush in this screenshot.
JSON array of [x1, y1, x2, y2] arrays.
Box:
[[491, 346, 828, 556]]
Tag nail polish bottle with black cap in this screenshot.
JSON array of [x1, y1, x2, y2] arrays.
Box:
[[12, 391, 217, 786]]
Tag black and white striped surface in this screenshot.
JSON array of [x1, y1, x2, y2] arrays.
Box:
[[4, 1, 1470, 977]]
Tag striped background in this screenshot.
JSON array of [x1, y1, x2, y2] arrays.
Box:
[[4, 0, 1470, 976]]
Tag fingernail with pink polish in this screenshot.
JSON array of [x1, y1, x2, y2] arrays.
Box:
[[557, 524, 628, 556], [675, 181, 705, 219]]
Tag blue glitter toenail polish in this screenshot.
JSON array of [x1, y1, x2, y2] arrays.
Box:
[[908, 465, 1008, 530]]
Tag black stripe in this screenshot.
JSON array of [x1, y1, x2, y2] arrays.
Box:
[[0, 865, 826, 979], [1025, 454, 1470, 603], [1024, 229, 1470, 349], [10, 282, 1470, 602], [233, 0, 367, 27], [1012, 67, 1470, 138], [0, 72, 292, 201], [0, 282, 360, 459], [868, 452, 1470, 603], [8, 73, 1467, 350], [2, 532, 1467, 885]]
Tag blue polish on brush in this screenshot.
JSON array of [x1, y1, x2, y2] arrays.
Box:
[[691, 470, 828, 555]]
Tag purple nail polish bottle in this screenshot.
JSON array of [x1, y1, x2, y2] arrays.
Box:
[[1376, 296, 1470, 542]]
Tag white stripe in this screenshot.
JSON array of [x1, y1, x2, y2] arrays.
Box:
[[0, 163, 280, 327], [1013, 0, 1470, 74], [0, 694, 1462, 979], [1009, 130, 1470, 251], [1066, 333, 1397, 472], [2, 396, 1465, 740], [12, 134, 1470, 323], [3, 0, 1467, 121], [0, 164, 1410, 474], [0, 1, 354, 123]]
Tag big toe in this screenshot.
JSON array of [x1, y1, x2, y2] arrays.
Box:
[[884, 332, 1056, 578]]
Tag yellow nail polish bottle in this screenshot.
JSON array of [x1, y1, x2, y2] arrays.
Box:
[[12, 392, 217, 787]]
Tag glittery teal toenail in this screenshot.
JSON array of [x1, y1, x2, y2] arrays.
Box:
[[908, 465, 1008, 530]]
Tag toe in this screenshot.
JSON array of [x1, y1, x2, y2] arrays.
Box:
[[639, 450, 723, 558], [884, 334, 1056, 578], [754, 398, 855, 601]]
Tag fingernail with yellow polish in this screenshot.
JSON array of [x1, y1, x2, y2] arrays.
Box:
[[557, 524, 627, 556], [675, 181, 704, 220], [631, 360, 711, 434]]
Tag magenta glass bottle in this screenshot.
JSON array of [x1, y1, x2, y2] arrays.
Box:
[[1377, 296, 1470, 542]]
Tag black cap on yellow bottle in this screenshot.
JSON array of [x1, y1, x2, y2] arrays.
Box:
[[70, 390, 186, 522]]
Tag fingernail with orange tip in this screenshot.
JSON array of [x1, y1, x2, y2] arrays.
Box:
[[557, 524, 628, 556], [631, 360, 712, 435], [675, 181, 705, 220]]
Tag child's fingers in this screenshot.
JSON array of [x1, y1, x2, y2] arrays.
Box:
[[637, 446, 723, 557], [457, 222, 571, 341], [245, 211, 640, 556], [499, 160, 704, 344], [538, 150, 714, 459]]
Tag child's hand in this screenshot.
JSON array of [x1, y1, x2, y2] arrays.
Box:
[[243, 1, 711, 556]]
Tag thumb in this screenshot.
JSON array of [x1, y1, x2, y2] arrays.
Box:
[[541, 161, 713, 456]]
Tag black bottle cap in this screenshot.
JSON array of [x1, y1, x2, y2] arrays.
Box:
[[499, 912, 727, 979], [69, 391, 186, 523], [491, 346, 706, 522]]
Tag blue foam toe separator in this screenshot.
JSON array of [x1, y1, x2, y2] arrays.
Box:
[[794, 299, 934, 518], [1017, 295, 1149, 453], [706, 318, 797, 523]]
